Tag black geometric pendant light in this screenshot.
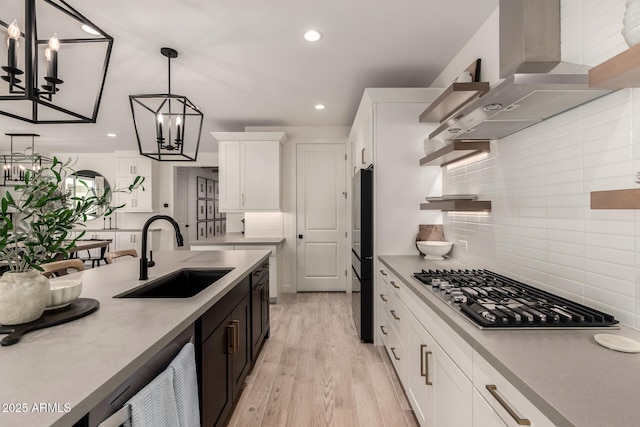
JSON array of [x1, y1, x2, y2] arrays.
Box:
[[0, 0, 113, 123], [129, 47, 203, 162]]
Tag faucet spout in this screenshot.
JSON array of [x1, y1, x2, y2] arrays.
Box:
[[139, 215, 184, 280]]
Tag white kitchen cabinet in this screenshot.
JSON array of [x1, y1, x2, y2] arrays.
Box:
[[473, 351, 555, 427], [116, 157, 153, 177], [115, 178, 153, 212], [378, 265, 472, 427], [473, 389, 508, 427], [114, 156, 156, 212], [115, 230, 159, 256], [212, 132, 286, 212]]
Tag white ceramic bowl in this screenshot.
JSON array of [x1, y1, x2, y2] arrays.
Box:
[[47, 280, 82, 309], [416, 241, 453, 260]]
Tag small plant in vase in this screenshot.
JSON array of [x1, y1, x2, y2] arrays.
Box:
[[0, 155, 143, 325]]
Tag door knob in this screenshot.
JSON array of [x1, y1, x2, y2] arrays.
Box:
[[298, 234, 303, 239]]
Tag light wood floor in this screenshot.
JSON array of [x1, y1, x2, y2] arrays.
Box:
[[228, 293, 418, 427]]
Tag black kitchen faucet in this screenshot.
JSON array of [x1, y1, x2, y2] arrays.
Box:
[[139, 215, 184, 280]]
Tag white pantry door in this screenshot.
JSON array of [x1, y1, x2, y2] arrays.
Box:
[[296, 144, 347, 292]]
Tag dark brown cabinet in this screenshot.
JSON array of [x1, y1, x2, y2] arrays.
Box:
[[198, 274, 252, 427], [250, 261, 270, 361]]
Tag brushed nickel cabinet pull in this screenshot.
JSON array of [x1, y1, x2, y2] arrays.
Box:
[[420, 344, 426, 377], [485, 385, 531, 426], [380, 270, 387, 276], [226, 325, 235, 354], [424, 351, 433, 385], [380, 325, 387, 335], [391, 310, 400, 320], [391, 281, 400, 289], [390, 347, 400, 361], [380, 294, 388, 302]]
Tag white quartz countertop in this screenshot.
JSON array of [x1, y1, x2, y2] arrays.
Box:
[[379, 255, 640, 427], [0, 249, 270, 427], [190, 232, 285, 245]]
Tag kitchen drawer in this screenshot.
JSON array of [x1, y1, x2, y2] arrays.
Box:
[[402, 286, 473, 378], [385, 291, 407, 348], [379, 267, 402, 297], [473, 350, 555, 427], [200, 275, 250, 342], [383, 318, 404, 378]]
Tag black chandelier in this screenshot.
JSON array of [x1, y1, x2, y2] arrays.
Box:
[[129, 47, 203, 162], [2, 133, 51, 184], [0, 0, 113, 124]]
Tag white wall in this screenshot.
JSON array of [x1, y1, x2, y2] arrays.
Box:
[[374, 102, 442, 255], [438, 0, 640, 328]]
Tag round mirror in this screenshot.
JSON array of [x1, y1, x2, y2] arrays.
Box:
[[65, 170, 111, 219]]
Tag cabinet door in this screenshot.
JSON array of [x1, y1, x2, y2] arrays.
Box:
[[241, 140, 280, 210], [473, 388, 508, 427], [201, 314, 234, 427], [231, 293, 251, 401], [433, 341, 473, 427], [261, 279, 269, 339], [218, 141, 241, 211], [406, 314, 435, 427], [116, 157, 152, 177], [115, 177, 153, 212], [251, 282, 264, 361], [115, 232, 142, 254]]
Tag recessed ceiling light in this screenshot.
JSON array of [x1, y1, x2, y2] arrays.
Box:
[[314, 104, 326, 110], [107, 133, 117, 137], [304, 30, 322, 42], [81, 24, 101, 36]]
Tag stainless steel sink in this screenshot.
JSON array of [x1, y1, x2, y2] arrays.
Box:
[[114, 268, 234, 298]]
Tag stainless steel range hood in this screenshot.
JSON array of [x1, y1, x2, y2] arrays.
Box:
[[429, 0, 611, 142]]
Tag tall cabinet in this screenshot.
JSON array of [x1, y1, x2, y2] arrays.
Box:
[[114, 155, 157, 212], [211, 132, 286, 213], [348, 88, 442, 343]]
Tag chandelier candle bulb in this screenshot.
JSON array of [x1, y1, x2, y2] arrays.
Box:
[[157, 113, 164, 142], [7, 20, 19, 70], [175, 116, 182, 143], [46, 33, 59, 80]]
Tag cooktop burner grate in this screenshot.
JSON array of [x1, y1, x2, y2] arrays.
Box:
[[413, 269, 618, 329]]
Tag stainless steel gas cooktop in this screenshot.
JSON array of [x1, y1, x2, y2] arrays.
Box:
[[413, 269, 619, 330]]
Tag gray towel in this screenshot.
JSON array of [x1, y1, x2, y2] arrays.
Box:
[[169, 342, 200, 427], [124, 366, 180, 427]]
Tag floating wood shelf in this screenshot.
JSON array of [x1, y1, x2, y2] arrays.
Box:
[[419, 82, 490, 123], [419, 140, 490, 167], [589, 44, 640, 89], [420, 200, 491, 212], [590, 188, 640, 209]]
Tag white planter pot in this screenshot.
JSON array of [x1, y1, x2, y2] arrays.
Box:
[[0, 271, 50, 325]]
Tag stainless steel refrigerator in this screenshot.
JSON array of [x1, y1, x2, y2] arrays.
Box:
[[351, 166, 373, 342]]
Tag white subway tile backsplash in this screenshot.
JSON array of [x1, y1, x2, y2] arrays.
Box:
[[440, 1, 640, 328]]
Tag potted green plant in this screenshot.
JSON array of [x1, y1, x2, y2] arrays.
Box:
[[0, 155, 143, 325]]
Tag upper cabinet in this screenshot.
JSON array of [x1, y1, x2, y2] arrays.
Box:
[[212, 132, 286, 212], [114, 156, 157, 212]]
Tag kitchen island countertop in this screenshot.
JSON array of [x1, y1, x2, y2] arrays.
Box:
[[380, 255, 640, 427], [0, 249, 269, 427]]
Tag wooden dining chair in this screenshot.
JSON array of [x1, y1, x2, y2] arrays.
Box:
[[106, 249, 139, 264], [41, 259, 85, 278]]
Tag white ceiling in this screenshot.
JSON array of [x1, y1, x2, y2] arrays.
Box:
[[0, 0, 498, 153]]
